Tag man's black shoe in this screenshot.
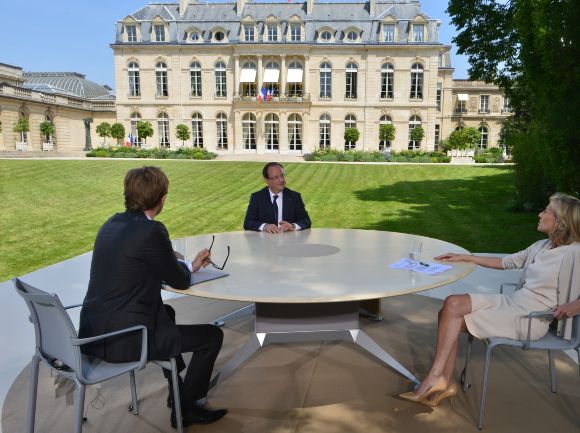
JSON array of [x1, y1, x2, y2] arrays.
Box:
[[170, 406, 227, 428]]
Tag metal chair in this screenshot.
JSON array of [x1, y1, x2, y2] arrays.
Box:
[[13, 277, 184, 433], [461, 283, 580, 429]]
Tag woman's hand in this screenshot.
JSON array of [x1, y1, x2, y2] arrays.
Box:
[[192, 248, 211, 272]]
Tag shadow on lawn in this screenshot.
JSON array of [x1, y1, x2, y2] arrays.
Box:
[[351, 167, 525, 243]]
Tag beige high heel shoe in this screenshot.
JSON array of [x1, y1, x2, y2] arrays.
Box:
[[423, 382, 458, 407], [399, 377, 447, 404]]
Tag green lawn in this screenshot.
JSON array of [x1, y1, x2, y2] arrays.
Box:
[[0, 160, 543, 281]]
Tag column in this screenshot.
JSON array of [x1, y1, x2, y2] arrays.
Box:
[[257, 55, 263, 94], [234, 55, 240, 98], [304, 56, 310, 98], [280, 55, 286, 98], [279, 111, 288, 153]]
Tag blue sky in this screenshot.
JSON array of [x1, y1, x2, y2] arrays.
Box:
[[0, 0, 469, 88]]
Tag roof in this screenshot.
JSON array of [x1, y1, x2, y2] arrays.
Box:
[[22, 72, 115, 100]]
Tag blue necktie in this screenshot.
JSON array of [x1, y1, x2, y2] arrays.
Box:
[[272, 195, 279, 224]]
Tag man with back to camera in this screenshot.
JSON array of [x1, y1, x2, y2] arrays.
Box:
[[78, 166, 226, 429], [244, 162, 311, 233]]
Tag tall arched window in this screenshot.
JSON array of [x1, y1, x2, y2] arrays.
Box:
[[216, 112, 228, 149], [241, 61, 257, 96], [263, 61, 280, 96], [319, 62, 332, 98], [379, 115, 392, 150], [319, 114, 331, 149], [44, 114, 55, 144], [155, 62, 168, 97], [192, 113, 203, 147], [265, 113, 279, 150], [158, 112, 170, 147], [478, 126, 488, 149], [242, 113, 256, 150], [380, 63, 394, 99], [288, 114, 302, 151], [345, 114, 357, 150], [130, 112, 142, 146], [410, 63, 423, 99], [408, 115, 422, 150], [190, 61, 202, 97], [17, 111, 29, 144], [287, 61, 303, 97], [128, 62, 141, 97], [215, 61, 227, 97], [345, 62, 358, 99]]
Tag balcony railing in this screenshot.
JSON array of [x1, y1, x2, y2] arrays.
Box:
[[233, 93, 310, 103]]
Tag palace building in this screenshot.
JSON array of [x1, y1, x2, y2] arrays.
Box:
[[112, 0, 510, 154]]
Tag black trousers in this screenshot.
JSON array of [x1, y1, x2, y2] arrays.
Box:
[[163, 305, 224, 403]]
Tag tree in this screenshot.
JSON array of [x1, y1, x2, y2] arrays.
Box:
[[13, 117, 29, 142], [344, 127, 360, 150], [39, 121, 55, 143], [136, 121, 153, 146], [95, 122, 111, 146], [410, 126, 424, 144], [447, 127, 481, 151], [379, 124, 396, 150], [176, 123, 191, 147], [448, 0, 580, 207], [110, 123, 126, 146]]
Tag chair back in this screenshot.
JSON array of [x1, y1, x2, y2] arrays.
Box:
[[571, 314, 580, 347], [13, 278, 81, 373]]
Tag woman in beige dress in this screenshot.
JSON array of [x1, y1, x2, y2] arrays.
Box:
[[400, 193, 580, 407]]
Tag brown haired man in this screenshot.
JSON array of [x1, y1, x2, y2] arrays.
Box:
[[79, 166, 226, 429]]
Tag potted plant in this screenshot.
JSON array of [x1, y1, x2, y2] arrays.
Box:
[[39, 121, 56, 151], [344, 127, 360, 150], [110, 123, 126, 146], [136, 121, 154, 149], [379, 123, 396, 152], [95, 122, 112, 146], [409, 126, 425, 149], [13, 117, 30, 151], [176, 123, 191, 147]]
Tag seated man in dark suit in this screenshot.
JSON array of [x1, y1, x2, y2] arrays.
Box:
[[79, 166, 226, 429], [244, 162, 311, 233]]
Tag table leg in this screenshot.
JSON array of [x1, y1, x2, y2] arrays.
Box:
[[211, 303, 255, 327], [210, 333, 264, 388]]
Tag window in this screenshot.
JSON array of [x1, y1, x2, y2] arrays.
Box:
[[130, 112, 142, 146], [319, 62, 332, 98], [158, 113, 170, 147], [267, 24, 278, 42], [412, 24, 424, 42], [434, 124, 440, 150], [287, 61, 303, 96], [126, 25, 137, 42], [241, 61, 257, 96], [408, 115, 421, 150], [320, 31, 332, 42], [154, 25, 166, 42], [190, 32, 200, 42], [244, 24, 255, 42], [242, 114, 256, 150], [410, 63, 423, 99], [18, 112, 28, 143], [346, 30, 358, 42], [380, 63, 394, 99], [190, 61, 202, 97], [215, 61, 227, 97], [503, 97, 512, 113], [344, 114, 356, 150], [128, 62, 140, 97], [216, 113, 228, 149], [383, 24, 395, 42], [213, 31, 225, 42], [288, 114, 302, 151], [319, 114, 331, 149], [155, 62, 168, 97], [478, 126, 488, 149], [191, 113, 203, 147], [290, 24, 301, 42], [480, 95, 490, 113], [456, 96, 467, 113], [379, 115, 392, 151], [263, 61, 280, 96], [436, 82, 442, 111], [265, 114, 279, 150], [345, 62, 357, 99]]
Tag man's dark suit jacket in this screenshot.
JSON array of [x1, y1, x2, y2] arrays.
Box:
[[79, 210, 191, 363], [243, 187, 311, 231]]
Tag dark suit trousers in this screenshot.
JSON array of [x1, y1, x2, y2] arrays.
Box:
[[163, 305, 224, 403]]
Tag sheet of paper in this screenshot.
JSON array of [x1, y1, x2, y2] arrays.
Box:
[[389, 258, 452, 275]]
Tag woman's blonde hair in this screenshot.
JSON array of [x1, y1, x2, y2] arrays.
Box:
[[549, 193, 580, 246]]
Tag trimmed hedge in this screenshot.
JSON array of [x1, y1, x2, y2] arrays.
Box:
[[473, 147, 505, 163], [86, 146, 217, 160], [303, 149, 450, 163]]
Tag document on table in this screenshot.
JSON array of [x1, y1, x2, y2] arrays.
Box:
[[190, 269, 229, 285], [389, 258, 452, 275]]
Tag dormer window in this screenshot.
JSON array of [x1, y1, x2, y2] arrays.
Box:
[[267, 24, 278, 42], [212, 30, 226, 42], [244, 24, 255, 42], [154, 24, 166, 42], [383, 24, 395, 42], [290, 24, 301, 42], [346, 30, 358, 42], [320, 30, 332, 42], [190, 32, 201, 42], [413, 24, 424, 42], [127, 25, 137, 42]]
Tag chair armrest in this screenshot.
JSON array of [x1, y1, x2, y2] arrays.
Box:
[[500, 283, 519, 294], [64, 303, 83, 310], [523, 310, 554, 349], [71, 325, 148, 370]]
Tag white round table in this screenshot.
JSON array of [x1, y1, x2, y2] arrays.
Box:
[[168, 229, 475, 386]]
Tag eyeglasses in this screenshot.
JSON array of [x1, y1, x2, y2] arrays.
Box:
[[206, 235, 230, 270]]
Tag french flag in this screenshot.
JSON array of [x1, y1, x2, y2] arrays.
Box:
[[124, 134, 132, 147], [266, 89, 272, 101]]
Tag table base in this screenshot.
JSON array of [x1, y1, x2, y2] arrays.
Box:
[[210, 301, 420, 388]]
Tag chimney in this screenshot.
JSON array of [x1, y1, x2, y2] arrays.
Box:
[[307, 0, 314, 15], [369, 0, 375, 16], [179, 0, 192, 16], [237, 0, 245, 16]]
